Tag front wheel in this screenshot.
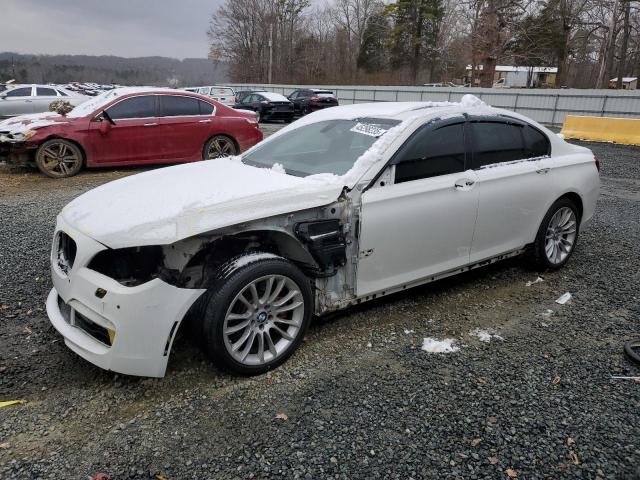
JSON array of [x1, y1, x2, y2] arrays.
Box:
[[531, 198, 580, 270], [203, 135, 238, 159], [35, 139, 83, 178], [200, 254, 312, 375]]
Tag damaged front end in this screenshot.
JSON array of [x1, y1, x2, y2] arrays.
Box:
[[0, 131, 37, 166], [46, 195, 359, 377]]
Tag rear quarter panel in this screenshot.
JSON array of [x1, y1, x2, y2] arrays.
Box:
[[538, 146, 600, 229]]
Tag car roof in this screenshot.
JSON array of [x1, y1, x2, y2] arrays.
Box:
[[66, 87, 214, 118], [273, 95, 556, 138]]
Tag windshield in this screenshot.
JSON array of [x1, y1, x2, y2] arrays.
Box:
[[242, 117, 401, 177]]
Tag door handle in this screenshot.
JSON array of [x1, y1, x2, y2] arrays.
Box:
[[143, 122, 158, 127], [25, 100, 33, 103], [455, 179, 475, 189], [536, 168, 550, 174], [198, 119, 212, 123]]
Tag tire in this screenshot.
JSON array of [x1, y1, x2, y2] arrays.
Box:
[[531, 197, 580, 270], [623, 338, 640, 365], [302, 107, 311, 116], [199, 253, 312, 375], [203, 135, 238, 159], [284, 116, 293, 124], [35, 139, 83, 178]]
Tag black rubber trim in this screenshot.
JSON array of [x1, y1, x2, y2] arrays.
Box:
[[623, 338, 640, 365]]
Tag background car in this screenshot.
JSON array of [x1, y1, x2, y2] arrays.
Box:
[[0, 84, 87, 118], [234, 92, 294, 123], [0, 88, 262, 178], [287, 88, 338, 115], [189, 85, 236, 106], [235, 88, 267, 104]]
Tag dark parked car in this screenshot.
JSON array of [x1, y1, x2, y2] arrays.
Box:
[[234, 92, 293, 123], [287, 88, 339, 116], [235, 89, 267, 104]]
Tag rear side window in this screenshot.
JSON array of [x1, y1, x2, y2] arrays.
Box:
[[37, 87, 57, 96], [5, 87, 32, 97], [523, 126, 550, 157], [471, 122, 526, 167], [106, 95, 156, 120], [394, 123, 467, 183], [159, 95, 201, 116], [199, 100, 215, 115], [56, 89, 68, 97]]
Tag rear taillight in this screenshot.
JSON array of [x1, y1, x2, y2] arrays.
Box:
[[594, 156, 600, 173], [309, 96, 321, 101]]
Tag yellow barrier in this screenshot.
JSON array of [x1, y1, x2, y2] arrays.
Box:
[[561, 115, 640, 146]]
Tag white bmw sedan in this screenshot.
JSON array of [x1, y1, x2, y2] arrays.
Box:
[[46, 95, 599, 377]]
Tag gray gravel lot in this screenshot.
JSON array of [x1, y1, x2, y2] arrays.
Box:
[[0, 123, 639, 479]]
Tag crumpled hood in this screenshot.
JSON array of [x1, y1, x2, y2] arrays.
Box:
[[61, 159, 345, 248]]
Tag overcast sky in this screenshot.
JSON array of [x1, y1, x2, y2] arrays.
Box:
[[0, 0, 226, 59]]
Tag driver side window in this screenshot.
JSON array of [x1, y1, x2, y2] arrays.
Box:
[[393, 123, 467, 183], [106, 95, 156, 120]]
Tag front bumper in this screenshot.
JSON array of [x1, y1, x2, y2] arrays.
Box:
[[0, 139, 33, 165], [47, 217, 205, 377]]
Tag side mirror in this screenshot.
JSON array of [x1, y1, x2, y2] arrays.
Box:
[[98, 115, 112, 134]]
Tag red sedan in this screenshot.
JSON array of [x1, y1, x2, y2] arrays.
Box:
[[0, 88, 263, 178]]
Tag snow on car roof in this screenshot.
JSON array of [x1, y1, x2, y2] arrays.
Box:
[[258, 92, 290, 102], [66, 87, 190, 118]]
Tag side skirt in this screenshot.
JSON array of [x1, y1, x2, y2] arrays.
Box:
[[326, 247, 527, 312]]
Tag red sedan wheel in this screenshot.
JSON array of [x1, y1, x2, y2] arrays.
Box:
[[35, 139, 84, 178]]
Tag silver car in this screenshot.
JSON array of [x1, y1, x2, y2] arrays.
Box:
[[0, 84, 87, 118]]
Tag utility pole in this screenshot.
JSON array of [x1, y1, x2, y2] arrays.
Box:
[[268, 24, 273, 84]]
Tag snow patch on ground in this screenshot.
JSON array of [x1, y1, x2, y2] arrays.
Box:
[[470, 329, 504, 343], [421, 337, 459, 353], [526, 277, 544, 286], [555, 292, 572, 305]]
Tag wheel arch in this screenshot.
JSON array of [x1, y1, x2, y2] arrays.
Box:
[[178, 228, 318, 290], [39, 135, 87, 165], [203, 133, 239, 159], [557, 191, 583, 221]]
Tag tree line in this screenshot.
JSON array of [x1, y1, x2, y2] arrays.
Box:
[[0, 53, 229, 87], [208, 0, 640, 88]]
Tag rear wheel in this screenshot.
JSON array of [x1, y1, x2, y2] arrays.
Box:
[[35, 139, 83, 178], [200, 254, 312, 375], [532, 198, 580, 270], [203, 135, 237, 159]]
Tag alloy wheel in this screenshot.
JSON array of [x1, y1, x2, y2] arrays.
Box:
[[544, 206, 577, 264], [222, 274, 305, 366], [206, 136, 236, 159], [38, 141, 81, 177]]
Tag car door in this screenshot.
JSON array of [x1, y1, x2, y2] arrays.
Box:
[[356, 120, 480, 297], [34, 86, 60, 112], [468, 118, 554, 262], [288, 90, 300, 112], [0, 86, 36, 116], [156, 95, 216, 160], [87, 95, 160, 164]]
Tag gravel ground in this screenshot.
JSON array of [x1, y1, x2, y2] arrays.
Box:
[[0, 125, 639, 479]]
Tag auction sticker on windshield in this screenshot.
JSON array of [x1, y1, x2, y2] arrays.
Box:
[[350, 122, 389, 137]]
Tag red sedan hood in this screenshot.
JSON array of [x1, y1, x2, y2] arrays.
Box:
[[0, 112, 73, 135]]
